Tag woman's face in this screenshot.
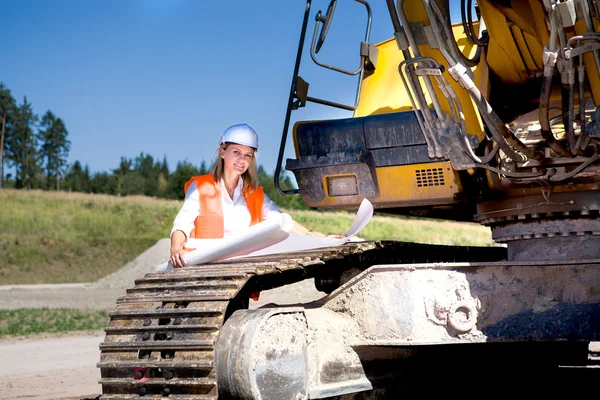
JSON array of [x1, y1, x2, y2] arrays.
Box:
[[221, 144, 254, 175]]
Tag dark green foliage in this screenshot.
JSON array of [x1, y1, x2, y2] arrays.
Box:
[[164, 160, 201, 200], [39, 110, 71, 190], [63, 161, 91, 192], [0, 83, 17, 189], [258, 165, 309, 210], [5, 97, 40, 189], [90, 171, 118, 195]]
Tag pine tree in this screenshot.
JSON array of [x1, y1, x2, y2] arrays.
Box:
[[63, 160, 90, 192], [5, 97, 39, 189], [39, 110, 71, 190], [0, 83, 16, 188]]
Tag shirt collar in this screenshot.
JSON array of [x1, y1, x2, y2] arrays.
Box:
[[219, 177, 243, 197]]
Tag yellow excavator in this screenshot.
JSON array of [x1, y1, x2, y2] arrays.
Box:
[[98, 1, 600, 398]]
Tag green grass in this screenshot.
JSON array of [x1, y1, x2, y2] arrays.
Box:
[[0, 308, 109, 337], [0, 189, 180, 284], [0, 189, 495, 285], [290, 209, 494, 246]]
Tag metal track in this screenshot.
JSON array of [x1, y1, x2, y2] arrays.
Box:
[[98, 240, 599, 399], [98, 241, 393, 399]]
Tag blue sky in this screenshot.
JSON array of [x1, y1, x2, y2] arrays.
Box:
[[2, 0, 464, 177]]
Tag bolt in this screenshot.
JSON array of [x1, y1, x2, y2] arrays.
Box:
[[163, 369, 175, 380], [143, 319, 151, 326], [139, 386, 147, 396], [162, 386, 171, 396], [166, 332, 174, 341], [173, 317, 182, 325], [142, 332, 151, 341], [134, 369, 144, 380]]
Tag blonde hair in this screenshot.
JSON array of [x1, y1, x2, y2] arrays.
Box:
[[211, 143, 258, 193]]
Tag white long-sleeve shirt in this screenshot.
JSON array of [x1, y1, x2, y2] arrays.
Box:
[[170, 177, 281, 240]]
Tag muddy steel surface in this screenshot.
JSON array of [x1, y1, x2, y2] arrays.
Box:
[[97, 241, 599, 399]]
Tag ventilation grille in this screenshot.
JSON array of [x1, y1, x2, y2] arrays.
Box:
[[416, 168, 445, 187]]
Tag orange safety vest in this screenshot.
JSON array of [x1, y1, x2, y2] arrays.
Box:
[[183, 174, 264, 239]]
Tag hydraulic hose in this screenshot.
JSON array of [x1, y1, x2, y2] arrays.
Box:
[[549, 153, 600, 181], [448, 62, 542, 161], [388, 0, 443, 158], [540, 18, 572, 158], [578, 61, 587, 149], [397, 0, 445, 119], [428, 0, 539, 161], [461, 0, 488, 47], [385, 0, 402, 33]]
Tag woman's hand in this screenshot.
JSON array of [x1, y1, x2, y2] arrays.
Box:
[[170, 245, 187, 268], [170, 230, 188, 268]]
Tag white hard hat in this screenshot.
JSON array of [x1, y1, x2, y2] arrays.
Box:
[[219, 123, 259, 150]]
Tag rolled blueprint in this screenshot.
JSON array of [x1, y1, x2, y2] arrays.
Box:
[[243, 197, 373, 258], [156, 213, 295, 271], [156, 198, 373, 271], [184, 212, 294, 265]]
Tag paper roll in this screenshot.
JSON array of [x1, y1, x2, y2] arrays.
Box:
[[156, 199, 374, 271], [182, 213, 294, 266]]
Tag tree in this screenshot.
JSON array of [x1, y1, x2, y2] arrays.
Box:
[[5, 97, 39, 189], [113, 157, 132, 196], [159, 156, 169, 178], [63, 160, 91, 192], [39, 110, 71, 190], [259, 165, 308, 210], [164, 160, 200, 200], [133, 152, 159, 196], [199, 160, 208, 175], [0, 83, 16, 188], [90, 171, 118, 195]]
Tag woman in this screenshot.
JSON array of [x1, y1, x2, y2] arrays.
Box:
[[169, 123, 313, 268]]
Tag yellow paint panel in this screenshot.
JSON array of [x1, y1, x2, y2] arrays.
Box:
[[353, 38, 414, 117], [575, 19, 600, 105], [371, 162, 460, 205], [305, 162, 461, 210], [354, 22, 485, 139]]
